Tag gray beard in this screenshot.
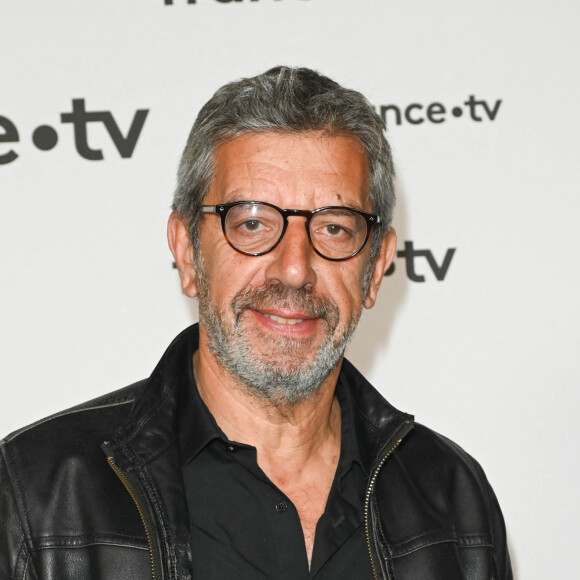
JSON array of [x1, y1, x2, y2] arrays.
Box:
[[194, 254, 362, 407]]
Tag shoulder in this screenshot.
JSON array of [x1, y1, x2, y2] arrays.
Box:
[[1, 381, 145, 479], [382, 423, 495, 512], [0, 380, 147, 518], [372, 424, 512, 578], [399, 423, 489, 480], [2, 381, 143, 445], [0, 382, 151, 576], [376, 422, 502, 546]]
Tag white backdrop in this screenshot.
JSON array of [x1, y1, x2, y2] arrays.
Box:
[[2, 1, 579, 578]]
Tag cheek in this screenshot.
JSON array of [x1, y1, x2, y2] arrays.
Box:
[[204, 248, 266, 302], [325, 263, 366, 319]]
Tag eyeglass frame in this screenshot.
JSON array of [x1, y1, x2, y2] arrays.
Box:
[[201, 200, 381, 262]]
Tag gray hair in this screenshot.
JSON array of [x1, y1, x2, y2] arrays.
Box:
[[172, 66, 395, 258]]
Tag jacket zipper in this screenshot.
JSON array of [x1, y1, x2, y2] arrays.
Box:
[[106, 454, 159, 580], [364, 421, 413, 580]]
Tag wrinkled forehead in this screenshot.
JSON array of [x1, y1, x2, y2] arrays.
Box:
[[206, 131, 371, 210]]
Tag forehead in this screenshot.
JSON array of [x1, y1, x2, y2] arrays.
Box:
[[206, 131, 371, 209]]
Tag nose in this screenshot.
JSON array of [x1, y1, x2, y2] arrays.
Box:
[[263, 218, 317, 290]]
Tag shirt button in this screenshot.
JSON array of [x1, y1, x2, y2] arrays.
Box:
[[275, 501, 288, 513], [227, 445, 236, 453]]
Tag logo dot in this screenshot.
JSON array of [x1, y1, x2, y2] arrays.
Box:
[[451, 107, 463, 118], [32, 125, 58, 151]]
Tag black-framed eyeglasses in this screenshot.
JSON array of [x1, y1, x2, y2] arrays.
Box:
[[201, 201, 381, 261]]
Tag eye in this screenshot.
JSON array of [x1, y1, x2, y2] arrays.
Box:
[[240, 219, 264, 232], [315, 220, 355, 240], [230, 216, 275, 238], [323, 223, 349, 237]]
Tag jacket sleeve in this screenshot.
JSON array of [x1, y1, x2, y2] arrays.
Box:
[[0, 443, 34, 580], [488, 481, 513, 580]]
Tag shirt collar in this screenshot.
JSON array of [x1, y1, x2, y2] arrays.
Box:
[[176, 332, 223, 466], [334, 366, 370, 480]]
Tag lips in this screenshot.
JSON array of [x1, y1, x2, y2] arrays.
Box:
[[231, 284, 340, 333]]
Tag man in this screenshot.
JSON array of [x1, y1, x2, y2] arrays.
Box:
[[1, 67, 511, 579]]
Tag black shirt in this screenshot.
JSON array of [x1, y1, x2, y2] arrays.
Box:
[[179, 353, 374, 579]]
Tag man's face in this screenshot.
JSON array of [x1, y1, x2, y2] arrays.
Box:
[[173, 132, 394, 406]]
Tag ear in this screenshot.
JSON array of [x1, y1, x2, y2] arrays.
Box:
[[363, 227, 397, 309], [167, 211, 198, 298]]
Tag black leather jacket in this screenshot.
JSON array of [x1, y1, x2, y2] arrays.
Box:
[[0, 325, 512, 579]]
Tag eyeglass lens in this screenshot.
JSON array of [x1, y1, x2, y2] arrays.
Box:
[[223, 203, 369, 259]]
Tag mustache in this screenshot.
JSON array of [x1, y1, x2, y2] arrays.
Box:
[[231, 284, 339, 323]]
